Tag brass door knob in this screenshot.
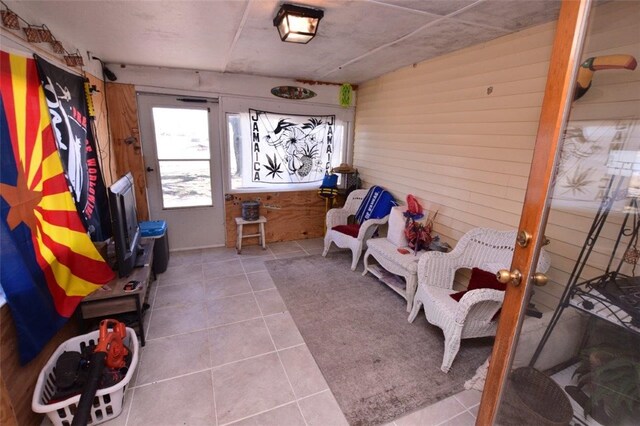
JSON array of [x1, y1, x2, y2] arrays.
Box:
[[532, 272, 549, 286], [496, 269, 522, 286], [516, 230, 532, 248]]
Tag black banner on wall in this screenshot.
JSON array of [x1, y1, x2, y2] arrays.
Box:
[[34, 55, 111, 241]]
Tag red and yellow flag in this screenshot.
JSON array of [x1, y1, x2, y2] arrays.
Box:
[[0, 51, 114, 363]]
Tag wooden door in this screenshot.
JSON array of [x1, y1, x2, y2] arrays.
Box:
[[477, 0, 591, 423], [478, 0, 640, 424]]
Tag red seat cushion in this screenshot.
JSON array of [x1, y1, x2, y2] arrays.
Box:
[[450, 291, 467, 302], [467, 267, 507, 292], [450, 268, 507, 320], [332, 224, 361, 238]]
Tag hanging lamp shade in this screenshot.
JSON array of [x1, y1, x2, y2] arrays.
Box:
[[273, 4, 324, 44]]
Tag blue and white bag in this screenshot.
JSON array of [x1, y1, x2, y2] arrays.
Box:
[[354, 186, 397, 224]]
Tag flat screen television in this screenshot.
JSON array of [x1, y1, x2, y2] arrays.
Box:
[[108, 172, 142, 277]]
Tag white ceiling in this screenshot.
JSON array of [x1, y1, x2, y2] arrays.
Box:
[[7, 0, 564, 84]]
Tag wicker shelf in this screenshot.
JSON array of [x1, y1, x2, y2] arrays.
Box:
[[366, 263, 407, 299]]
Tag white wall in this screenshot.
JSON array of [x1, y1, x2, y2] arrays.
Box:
[[353, 1, 640, 310], [108, 64, 354, 108]]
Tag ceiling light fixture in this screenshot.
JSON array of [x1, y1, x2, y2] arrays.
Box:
[[273, 3, 324, 44]]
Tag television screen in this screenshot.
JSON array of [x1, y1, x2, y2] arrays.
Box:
[[109, 173, 141, 277]]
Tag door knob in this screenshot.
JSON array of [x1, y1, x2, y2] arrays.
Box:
[[516, 230, 532, 247], [532, 272, 549, 286], [496, 269, 522, 286], [146, 166, 154, 172]]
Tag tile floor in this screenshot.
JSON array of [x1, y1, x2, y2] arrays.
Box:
[[86, 238, 481, 426]]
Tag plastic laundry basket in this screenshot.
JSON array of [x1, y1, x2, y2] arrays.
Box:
[[32, 328, 139, 426]]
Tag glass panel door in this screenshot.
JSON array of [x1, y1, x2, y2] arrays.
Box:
[[486, 1, 640, 424], [138, 94, 225, 249]]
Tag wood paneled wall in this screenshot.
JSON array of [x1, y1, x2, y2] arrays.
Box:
[[0, 306, 80, 426], [353, 1, 639, 310], [87, 74, 118, 187], [104, 82, 149, 221], [0, 374, 17, 426], [225, 191, 326, 248]]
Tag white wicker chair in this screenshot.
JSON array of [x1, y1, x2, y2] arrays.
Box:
[[322, 189, 390, 271], [408, 228, 551, 373]]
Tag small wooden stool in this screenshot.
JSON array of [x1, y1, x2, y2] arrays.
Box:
[[235, 216, 267, 254]]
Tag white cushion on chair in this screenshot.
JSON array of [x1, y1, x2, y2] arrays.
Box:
[[387, 206, 408, 247]]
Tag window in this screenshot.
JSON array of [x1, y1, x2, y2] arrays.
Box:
[[227, 109, 347, 191], [151, 107, 213, 208]]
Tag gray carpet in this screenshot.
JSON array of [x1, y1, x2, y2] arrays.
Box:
[[265, 251, 493, 426]]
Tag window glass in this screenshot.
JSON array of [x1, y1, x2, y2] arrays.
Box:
[[227, 110, 346, 190], [158, 160, 213, 208], [151, 107, 213, 208], [152, 108, 210, 160]]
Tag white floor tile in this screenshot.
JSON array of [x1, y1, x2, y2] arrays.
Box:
[[128, 371, 215, 425], [212, 353, 295, 425], [109, 238, 487, 426]]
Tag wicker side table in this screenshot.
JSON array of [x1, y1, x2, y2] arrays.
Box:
[[363, 238, 424, 312]]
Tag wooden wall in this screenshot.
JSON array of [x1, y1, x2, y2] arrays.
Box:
[[225, 191, 326, 248], [104, 82, 149, 221], [87, 74, 117, 187], [0, 307, 79, 426], [353, 1, 640, 310]]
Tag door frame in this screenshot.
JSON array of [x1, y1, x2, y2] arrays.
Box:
[[136, 92, 227, 249], [476, 0, 592, 423]]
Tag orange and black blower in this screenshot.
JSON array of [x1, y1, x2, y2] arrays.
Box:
[[72, 320, 129, 426]]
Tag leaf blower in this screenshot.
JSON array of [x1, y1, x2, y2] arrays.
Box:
[[71, 319, 129, 426]]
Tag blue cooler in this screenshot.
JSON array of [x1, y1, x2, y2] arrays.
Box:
[[139, 220, 169, 274]]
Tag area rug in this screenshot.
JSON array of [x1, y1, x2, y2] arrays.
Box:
[[265, 251, 493, 426]]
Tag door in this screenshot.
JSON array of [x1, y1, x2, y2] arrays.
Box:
[[479, 0, 640, 424], [137, 93, 225, 250]]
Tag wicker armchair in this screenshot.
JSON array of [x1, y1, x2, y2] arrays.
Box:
[[408, 228, 551, 373], [322, 189, 390, 271]]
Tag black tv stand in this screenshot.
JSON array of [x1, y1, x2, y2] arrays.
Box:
[[80, 238, 155, 346], [134, 241, 153, 268]]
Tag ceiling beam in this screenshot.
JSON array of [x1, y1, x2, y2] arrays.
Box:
[[222, 0, 252, 74], [320, 0, 508, 79]]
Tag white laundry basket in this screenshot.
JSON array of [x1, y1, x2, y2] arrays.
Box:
[[32, 327, 139, 426]]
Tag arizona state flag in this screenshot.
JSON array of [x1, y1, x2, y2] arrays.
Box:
[[0, 52, 114, 364]]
